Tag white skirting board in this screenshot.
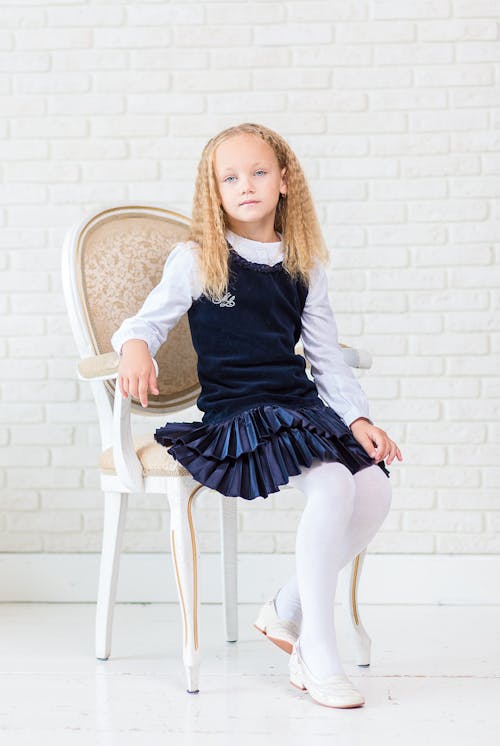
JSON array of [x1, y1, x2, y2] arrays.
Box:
[[0, 553, 498, 605]]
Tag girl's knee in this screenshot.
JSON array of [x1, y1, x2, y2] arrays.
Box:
[[375, 464, 392, 499], [320, 460, 356, 491], [357, 464, 393, 512], [292, 459, 356, 503]]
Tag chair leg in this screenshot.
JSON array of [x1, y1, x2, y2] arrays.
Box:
[[95, 491, 128, 661], [345, 549, 372, 667], [219, 494, 238, 642], [167, 477, 203, 694]]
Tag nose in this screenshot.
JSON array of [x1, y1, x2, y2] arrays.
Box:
[[240, 174, 255, 194]]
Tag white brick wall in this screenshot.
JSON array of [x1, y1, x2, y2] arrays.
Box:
[[1, 0, 499, 558]]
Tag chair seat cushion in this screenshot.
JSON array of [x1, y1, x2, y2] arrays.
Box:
[[99, 434, 190, 477]]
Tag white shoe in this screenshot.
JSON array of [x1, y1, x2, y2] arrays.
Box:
[[253, 595, 300, 654], [289, 638, 365, 709]]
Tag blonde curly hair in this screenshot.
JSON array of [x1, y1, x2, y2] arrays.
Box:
[[187, 122, 330, 302]]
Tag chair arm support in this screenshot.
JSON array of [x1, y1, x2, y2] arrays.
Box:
[[295, 342, 372, 370], [111, 357, 159, 492], [77, 351, 160, 492], [113, 358, 159, 492], [112, 386, 144, 492]]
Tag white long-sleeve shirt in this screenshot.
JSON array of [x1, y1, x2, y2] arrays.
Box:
[[110, 228, 372, 428]]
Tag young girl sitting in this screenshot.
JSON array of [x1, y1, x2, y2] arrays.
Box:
[[111, 122, 402, 710]]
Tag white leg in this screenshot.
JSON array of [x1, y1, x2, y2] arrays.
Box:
[[219, 494, 238, 642], [342, 465, 392, 666], [291, 462, 356, 679], [95, 491, 128, 661], [167, 476, 203, 693], [279, 464, 392, 669]]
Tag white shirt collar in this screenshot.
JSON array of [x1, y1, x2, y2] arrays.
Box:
[[225, 227, 284, 266]]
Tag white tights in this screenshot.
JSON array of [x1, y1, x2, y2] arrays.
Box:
[[275, 460, 392, 679]]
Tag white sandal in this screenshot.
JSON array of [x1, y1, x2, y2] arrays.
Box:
[[289, 638, 365, 709], [253, 594, 300, 654]]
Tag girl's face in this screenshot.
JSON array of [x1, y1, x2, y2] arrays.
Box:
[[213, 133, 287, 237]]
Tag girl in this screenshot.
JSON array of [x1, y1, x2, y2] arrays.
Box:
[[112, 122, 402, 710]]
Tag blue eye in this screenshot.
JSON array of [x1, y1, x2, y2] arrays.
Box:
[[223, 170, 267, 183]]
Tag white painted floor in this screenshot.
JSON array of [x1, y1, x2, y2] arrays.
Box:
[[0, 603, 499, 745]]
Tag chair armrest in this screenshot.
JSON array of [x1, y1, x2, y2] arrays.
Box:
[[77, 352, 159, 380], [341, 345, 372, 370], [295, 342, 372, 370], [77, 351, 119, 381]]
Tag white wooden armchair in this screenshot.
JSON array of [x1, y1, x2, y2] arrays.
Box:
[[61, 204, 374, 694]]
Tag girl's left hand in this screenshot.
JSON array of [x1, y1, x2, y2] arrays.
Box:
[[349, 418, 403, 466]]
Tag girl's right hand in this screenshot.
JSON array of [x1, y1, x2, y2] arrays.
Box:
[[118, 339, 159, 408]]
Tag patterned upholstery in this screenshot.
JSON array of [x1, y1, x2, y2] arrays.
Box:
[[99, 434, 190, 477], [76, 206, 201, 415]]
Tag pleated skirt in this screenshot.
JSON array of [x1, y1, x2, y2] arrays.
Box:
[[153, 400, 390, 500]]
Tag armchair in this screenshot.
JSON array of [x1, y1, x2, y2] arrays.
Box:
[[61, 204, 374, 694]]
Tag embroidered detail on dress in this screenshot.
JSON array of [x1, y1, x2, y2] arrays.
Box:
[[212, 292, 235, 307]]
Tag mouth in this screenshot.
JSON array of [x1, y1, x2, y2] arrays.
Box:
[[240, 200, 260, 206]]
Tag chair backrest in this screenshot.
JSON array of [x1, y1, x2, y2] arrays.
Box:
[[71, 204, 201, 416]]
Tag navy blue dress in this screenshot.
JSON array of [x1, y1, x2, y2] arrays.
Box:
[[154, 245, 390, 499]]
